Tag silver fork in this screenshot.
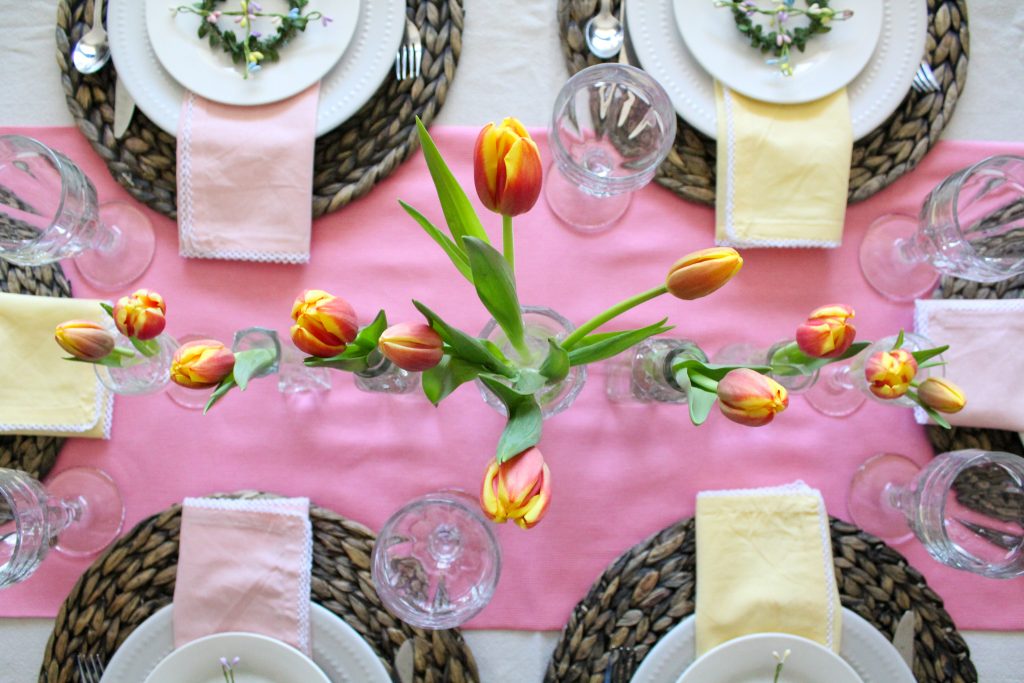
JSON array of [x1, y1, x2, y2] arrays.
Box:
[[911, 61, 941, 93], [75, 653, 105, 683], [394, 17, 423, 81]]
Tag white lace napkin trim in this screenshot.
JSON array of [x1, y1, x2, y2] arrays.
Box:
[[0, 376, 113, 439]]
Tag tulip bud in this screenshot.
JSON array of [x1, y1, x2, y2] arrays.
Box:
[[864, 349, 918, 399], [170, 340, 235, 389], [795, 304, 857, 359], [289, 289, 358, 358], [917, 377, 967, 413], [480, 447, 551, 529], [717, 368, 789, 427], [113, 289, 167, 340], [473, 117, 543, 217], [54, 320, 115, 361], [666, 247, 743, 300], [378, 322, 444, 372]]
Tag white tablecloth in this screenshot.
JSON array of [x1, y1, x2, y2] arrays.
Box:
[[1, 1, 1023, 681]]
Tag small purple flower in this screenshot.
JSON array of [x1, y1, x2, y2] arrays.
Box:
[[250, 30, 262, 38], [321, 15, 333, 27], [777, 10, 788, 23], [249, 1, 262, 11]]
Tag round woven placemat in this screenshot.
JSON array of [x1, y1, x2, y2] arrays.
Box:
[[0, 261, 72, 480], [39, 492, 478, 683], [545, 517, 976, 683], [55, 0, 463, 219], [556, 0, 969, 205]]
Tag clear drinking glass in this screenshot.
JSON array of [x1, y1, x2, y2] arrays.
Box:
[[165, 333, 220, 410], [1, 466, 125, 588], [712, 340, 820, 394], [93, 331, 180, 396], [353, 351, 419, 395], [0, 135, 155, 291], [545, 64, 677, 233], [371, 491, 502, 629], [167, 328, 284, 409], [859, 155, 1024, 301], [605, 337, 707, 404], [847, 449, 1024, 578]]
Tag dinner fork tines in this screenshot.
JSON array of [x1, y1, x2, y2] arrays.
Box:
[[75, 653, 105, 683], [394, 17, 423, 82], [911, 61, 941, 94]]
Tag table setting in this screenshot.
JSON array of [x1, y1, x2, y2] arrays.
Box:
[[2, 0, 1024, 681]]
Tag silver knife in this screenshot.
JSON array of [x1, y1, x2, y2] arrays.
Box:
[[892, 610, 915, 672], [113, 77, 136, 139], [394, 639, 414, 683]]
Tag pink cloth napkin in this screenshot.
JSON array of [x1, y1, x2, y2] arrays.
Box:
[[173, 497, 313, 654], [914, 298, 1024, 431], [176, 86, 319, 264]]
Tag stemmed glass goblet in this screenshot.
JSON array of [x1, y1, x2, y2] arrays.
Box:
[[545, 64, 677, 234], [0, 135, 155, 291], [859, 154, 1024, 301]]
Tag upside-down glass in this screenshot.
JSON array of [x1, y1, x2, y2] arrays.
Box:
[[93, 330, 180, 396], [605, 337, 707, 404], [847, 449, 1024, 578], [859, 154, 1024, 301], [0, 135, 155, 291], [545, 64, 677, 233], [1, 467, 125, 588], [371, 491, 501, 629]]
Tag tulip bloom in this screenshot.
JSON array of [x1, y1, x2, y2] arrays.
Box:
[[665, 247, 743, 300], [113, 289, 166, 340], [480, 447, 551, 529], [864, 349, 918, 399], [170, 340, 235, 389], [378, 322, 444, 372], [54, 320, 115, 361], [473, 117, 542, 217], [795, 304, 857, 359], [917, 377, 967, 413], [717, 368, 789, 427], [290, 289, 358, 358]]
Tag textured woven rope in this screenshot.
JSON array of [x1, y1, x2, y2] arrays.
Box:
[[0, 261, 72, 480], [39, 492, 479, 683], [55, 0, 463, 219], [545, 517, 976, 683], [556, 0, 969, 205]]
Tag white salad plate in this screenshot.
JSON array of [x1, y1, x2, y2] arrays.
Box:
[[674, 0, 884, 105], [675, 632, 862, 683], [101, 603, 392, 683], [631, 608, 915, 683], [628, 0, 927, 139], [108, 0, 405, 136], [143, 631, 330, 683], [144, 0, 360, 107]]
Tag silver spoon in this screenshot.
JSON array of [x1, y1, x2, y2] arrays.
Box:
[[72, 0, 111, 74], [584, 0, 624, 60]]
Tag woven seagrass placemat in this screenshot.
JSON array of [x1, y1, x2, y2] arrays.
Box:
[[545, 517, 976, 683], [55, 0, 463, 219], [0, 261, 72, 480], [39, 492, 479, 683], [556, 0, 969, 205]]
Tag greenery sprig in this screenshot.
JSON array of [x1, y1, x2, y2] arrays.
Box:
[[713, 0, 853, 76], [172, 0, 331, 79]]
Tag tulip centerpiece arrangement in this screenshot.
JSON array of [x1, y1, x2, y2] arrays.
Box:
[[169, 333, 281, 412]]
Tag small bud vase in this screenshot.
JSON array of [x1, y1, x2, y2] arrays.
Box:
[[713, 340, 819, 393], [605, 337, 707, 404], [93, 332, 179, 396], [353, 350, 419, 395]]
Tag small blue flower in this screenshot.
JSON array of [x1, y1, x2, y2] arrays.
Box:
[[246, 62, 262, 73], [288, 7, 300, 18]]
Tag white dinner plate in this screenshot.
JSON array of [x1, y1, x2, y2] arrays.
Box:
[[631, 608, 915, 683], [145, 0, 360, 107], [143, 631, 330, 683], [676, 632, 862, 683], [108, 0, 405, 137], [674, 0, 884, 105], [101, 603, 392, 683], [628, 0, 927, 139]]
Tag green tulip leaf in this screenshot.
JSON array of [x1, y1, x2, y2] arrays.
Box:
[[462, 237, 526, 353], [413, 301, 515, 377], [687, 381, 719, 426], [566, 319, 674, 367], [908, 389, 952, 429], [671, 359, 772, 382], [766, 341, 870, 377], [352, 310, 389, 352], [414, 118, 489, 246], [63, 346, 135, 368], [232, 348, 276, 391], [399, 200, 473, 282], [538, 339, 569, 384], [513, 368, 546, 395], [480, 375, 543, 463], [422, 356, 484, 406], [303, 355, 371, 373], [99, 302, 114, 317], [892, 329, 906, 349], [203, 376, 238, 414], [911, 345, 949, 365]]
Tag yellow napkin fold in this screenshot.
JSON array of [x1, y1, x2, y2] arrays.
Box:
[[714, 83, 852, 248], [0, 292, 112, 438], [695, 481, 841, 656]]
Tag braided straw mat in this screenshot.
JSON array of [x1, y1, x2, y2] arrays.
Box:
[[557, 0, 969, 205], [40, 492, 478, 682], [56, 0, 463, 219], [0, 261, 72, 480], [545, 517, 976, 683]]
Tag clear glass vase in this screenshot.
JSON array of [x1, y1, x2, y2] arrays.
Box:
[[712, 340, 820, 394], [354, 350, 420, 395], [605, 337, 707, 404], [93, 332, 179, 396], [476, 306, 587, 418]]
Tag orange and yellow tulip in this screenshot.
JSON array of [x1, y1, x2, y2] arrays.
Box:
[[54, 320, 114, 361], [917, 377, 967, 413], [717, 368, 789, 427], [289, 289, 359, 358], [473, 117, 543, 217], [378, 322, 444, 372], [170, 340, 235, 389], [113, 289, 166, 340], [665, 247, 743, 300], [480, 447, 551, 529], [795, 304, 857, 359], [864, 349, 918, 399]]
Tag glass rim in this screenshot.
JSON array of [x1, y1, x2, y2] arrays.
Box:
[[947, 153, 1024, 242], [0, 134, 70, 245]]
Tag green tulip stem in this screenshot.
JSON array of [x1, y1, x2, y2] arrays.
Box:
[[502, 214, 515, 274], [689, 372, 719, 393], [562, 284, 669, 350]]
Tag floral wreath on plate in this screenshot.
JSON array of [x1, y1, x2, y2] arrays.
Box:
[[172, 0, 332, 78], [713, 0, 853, 76]]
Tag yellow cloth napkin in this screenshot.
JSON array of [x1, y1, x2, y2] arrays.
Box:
[[695, 482, 841, 656], [0, 292, 112, 438], [714, 83, 852, 248]]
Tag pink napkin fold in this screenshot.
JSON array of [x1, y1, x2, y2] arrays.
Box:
[[914, 298, 1024, 431], [176, 86, 319, 264], [173, 497, 313, 654]]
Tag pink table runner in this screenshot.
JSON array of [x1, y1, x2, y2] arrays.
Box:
[[2, 127, 1022, 630]]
